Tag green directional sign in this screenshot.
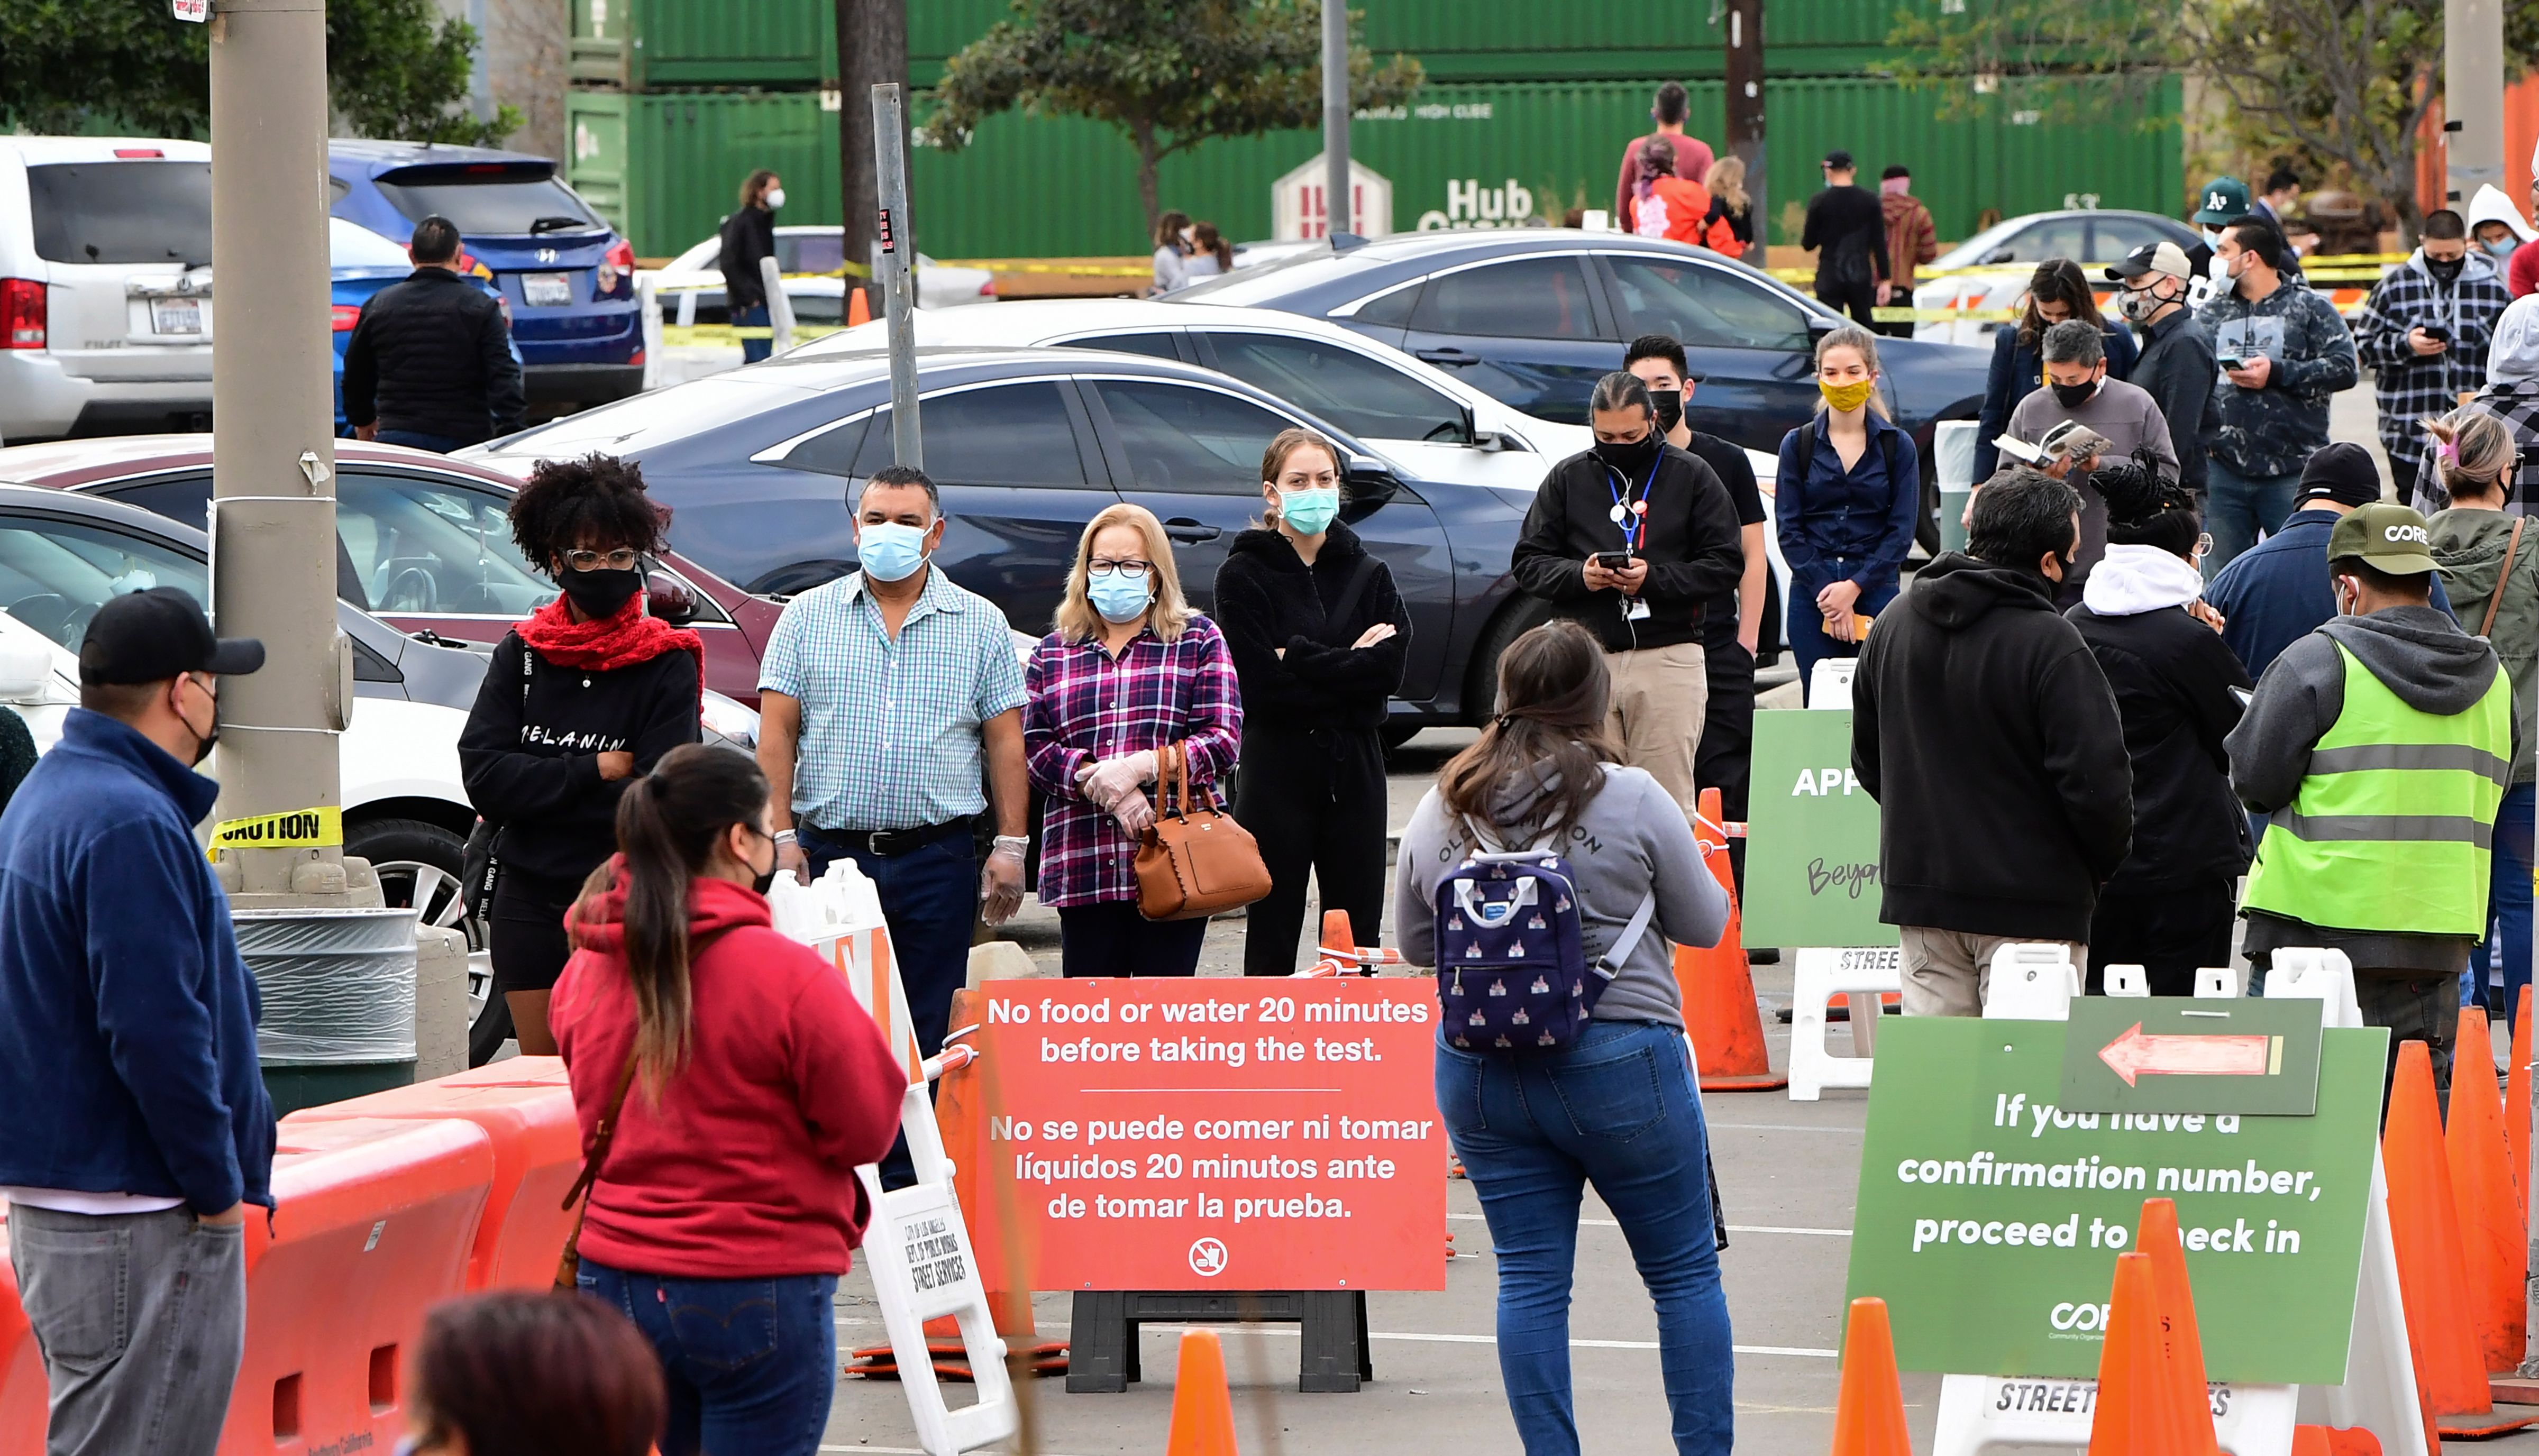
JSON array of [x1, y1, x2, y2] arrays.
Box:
[[2058, 997, 2324, 1116], [1845, 1016, 2384, 1383], [1743, 709, 1895, 949]]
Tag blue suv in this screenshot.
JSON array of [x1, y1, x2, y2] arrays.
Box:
[[327, 141, 641, 418]]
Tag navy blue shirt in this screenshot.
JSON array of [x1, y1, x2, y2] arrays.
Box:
[[0, 711, 273, 1212], [1776, 410, 1922, 598], [2207, 506, 2456, 680]]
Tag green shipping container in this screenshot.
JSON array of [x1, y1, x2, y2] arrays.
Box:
[[567, 88, 845, 257], [570, 0, 835, 89]]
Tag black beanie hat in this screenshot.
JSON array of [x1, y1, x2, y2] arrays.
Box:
[[2297, 442, 2383, 509]]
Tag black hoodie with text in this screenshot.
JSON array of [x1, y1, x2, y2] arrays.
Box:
[[1852, 553, 2134, 942]]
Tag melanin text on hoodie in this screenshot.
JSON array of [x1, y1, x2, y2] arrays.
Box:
[[1852, 554, 2134, 942]]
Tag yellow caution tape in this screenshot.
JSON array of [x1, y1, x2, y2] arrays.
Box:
[[658, 324, 846, 345], [209, 804, 342, 857]]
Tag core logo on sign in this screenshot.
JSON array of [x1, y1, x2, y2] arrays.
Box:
[[2049, 1301, 2113, 1332], [1189, 1238, 1228, 1277]]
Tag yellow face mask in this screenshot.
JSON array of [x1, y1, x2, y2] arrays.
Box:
[[1819, 377, 1876, 413]]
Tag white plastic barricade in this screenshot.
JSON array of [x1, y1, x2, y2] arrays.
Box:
[[2104, 964, 2244, 1000], [1808, 657, 1858, 708], [1932, 1374, 2296, 1454], [1788, 946, 1902, 1100], [1981, 942, 2080, 1020], [768, 861, 1018, 1455], [2105, 963, 2149, 997]]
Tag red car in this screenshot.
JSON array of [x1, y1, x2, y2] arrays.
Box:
[[0, 435, 781, 706]]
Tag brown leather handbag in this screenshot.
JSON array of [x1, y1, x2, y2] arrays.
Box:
[[1133, 740, 1272, 921], [554, 1051, 638, 1290]]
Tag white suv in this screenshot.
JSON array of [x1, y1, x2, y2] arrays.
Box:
[[0, 138, 216, 443]]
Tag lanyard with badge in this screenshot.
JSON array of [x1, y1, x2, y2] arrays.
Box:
[[1603, 455, 1657, 621]]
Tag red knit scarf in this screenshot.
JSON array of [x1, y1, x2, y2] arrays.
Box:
[[514, 592, 706, 708]]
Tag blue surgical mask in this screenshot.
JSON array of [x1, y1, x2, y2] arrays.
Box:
[[1088, 569, 1155, 624], [1277, 486, 1341, 536], [2489, 237, 2521, 260], [857, 521, 929, 583]]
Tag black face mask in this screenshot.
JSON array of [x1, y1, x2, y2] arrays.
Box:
[[559, 565, 645, 619], [1594, 431, 1661, 480], [177, 677, 217, 767], [746, 828, 778, 896], [2050, 379, 2098, 410], [2426, 255, 2465, 285], [1647, 388, 1684, 435]]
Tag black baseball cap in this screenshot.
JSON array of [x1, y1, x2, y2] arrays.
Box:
[[79, 587, 265, 686], [1823, 150, 1855, 170]]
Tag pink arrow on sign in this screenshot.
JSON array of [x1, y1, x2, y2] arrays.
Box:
[[2097, 1022, 2273, 1086]]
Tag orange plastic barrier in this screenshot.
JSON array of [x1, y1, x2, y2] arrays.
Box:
[[219, 1117, 493, 1456], [2510, 985, 2532, 1228], [1164, 1328, 1237, 1456], [0, 1230, 43, 1456], [2293, 1427, 2387, 1456], [1679, 786, 1784, 1092], [282, 1057, 581, 1291], [1830, 1296, 1911, 1456], [2445, 1006, 2526, 1372], [2382, 1040, 2530, 1437], [2088, 1251, 2207, 1455], [2134, 1198, 2221, 1456]]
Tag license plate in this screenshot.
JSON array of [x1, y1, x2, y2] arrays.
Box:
[[151, 298, 202, 335], [520, 272, 572, 308]]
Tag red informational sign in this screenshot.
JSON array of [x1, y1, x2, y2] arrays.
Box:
[[975, 977, 1445, 1293]]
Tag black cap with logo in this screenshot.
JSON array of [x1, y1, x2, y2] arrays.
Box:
[[78, 587, 266, 686]]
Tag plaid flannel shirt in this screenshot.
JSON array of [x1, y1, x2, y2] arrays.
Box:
[[2354, 252, 2514, 478], [2468, 379, 2539, 515], [1024, 616, 1242, 909]]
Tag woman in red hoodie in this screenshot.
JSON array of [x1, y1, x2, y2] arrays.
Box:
[[552, 743, 907, 1456]]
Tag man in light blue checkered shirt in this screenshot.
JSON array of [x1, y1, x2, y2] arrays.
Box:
[[757, 466, 1028, 1087]]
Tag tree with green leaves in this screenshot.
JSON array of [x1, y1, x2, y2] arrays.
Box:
[[1, 0, 517, 146], [931, 0, 1422, 236], [1887, 1, 2539, 239]]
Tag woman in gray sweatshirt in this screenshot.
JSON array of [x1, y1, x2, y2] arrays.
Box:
[[1391, 619, 1734, 1454]]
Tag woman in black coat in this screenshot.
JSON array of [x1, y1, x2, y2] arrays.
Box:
[[1213, 428, 1411, 975], [2063, 452, 2251, 994]]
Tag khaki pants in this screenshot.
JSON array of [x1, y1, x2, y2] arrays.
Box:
[[1604, 642, 1708, 823], [1899, 926, 2088, 1018]]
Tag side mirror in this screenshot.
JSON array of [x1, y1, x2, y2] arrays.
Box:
[[1344, 454, 1402, 512], [646, 570, 699, 626], [1806, 313, 1841, 338], [1458, 402, 1478, 446], [1980, 246, 2015, 265]]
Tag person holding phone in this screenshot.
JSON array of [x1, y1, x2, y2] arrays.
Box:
[[2197, 219, 2359, 572], [1513, 371, 1744, 823], [2355, 208, 2514, 512]]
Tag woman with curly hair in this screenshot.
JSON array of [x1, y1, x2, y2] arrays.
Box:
[[459, 453, 701, 1055]]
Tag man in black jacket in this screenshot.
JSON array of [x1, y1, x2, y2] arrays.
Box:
[[1513, 370, 1743, 821], [342, 216, 525, 451], [1801, 150, 1890, 329], [2106, 241, 2214, 502], [1853, 469, 2134, 1015]]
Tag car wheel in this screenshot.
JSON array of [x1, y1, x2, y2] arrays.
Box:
[[1465, 595, 1557, 722], [345, 817, 507, 1066]]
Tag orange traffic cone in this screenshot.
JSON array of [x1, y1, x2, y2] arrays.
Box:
[[1165, 1328, 1239, 1456], [1830, 1297, 1911, 1456], [2509, 985, 2532, 1228], [2445, 1006, 2525, 1372], [1678, 787, 1784, 1091], [2293, 1427, 2388, 1456], [2134, 1198, 2220, 1456], [2089, 1252, 2207, 1454], [2385, 1040, 2528, 1434], [847, 283, 872, 327]]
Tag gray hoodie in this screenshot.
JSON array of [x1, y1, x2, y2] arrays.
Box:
[[1393, 762, 1728, 1028]]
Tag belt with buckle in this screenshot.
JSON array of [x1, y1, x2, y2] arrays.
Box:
[[812, 817, 974, 857]]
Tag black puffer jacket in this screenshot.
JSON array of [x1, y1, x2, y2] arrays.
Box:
[[341, 269, 526, 444], [1211, 523, 1409, 732], [2066, 587, 2253, 892]]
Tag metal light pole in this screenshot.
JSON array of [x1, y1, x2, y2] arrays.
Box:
[[1321, 0, 1350, 237], [2445, 0, 2504, 208], [1724, 0, 1766, 254], [872, 83, 921, 468]]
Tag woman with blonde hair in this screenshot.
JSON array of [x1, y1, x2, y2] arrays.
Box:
[[2426, 407, 2539, 1027], [1774, 324, 1922, 697], [1699, 155, 1752, 259], [1025, 503, 1243, 975]]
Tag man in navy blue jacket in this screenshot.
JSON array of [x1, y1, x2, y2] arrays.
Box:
[[0, 587, 269, 1455], [2207, 443, 2454, 680]]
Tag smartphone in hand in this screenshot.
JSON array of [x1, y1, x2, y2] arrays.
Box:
[[1590, 550, 1636, 570]]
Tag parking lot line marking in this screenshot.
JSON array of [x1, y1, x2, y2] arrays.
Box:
[[1707, 1122, 1864, 1133], [833, 1316, 1838, 1360], [1445, 1213, 1850, 1236]]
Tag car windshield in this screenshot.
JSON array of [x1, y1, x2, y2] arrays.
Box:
[[1170, 245, 1354, 303], [1931, 216, 2049, 271], [479, 374, 791, 458], [330, 217, 414, 270], [27, 161, 214, 267], [372, 175, 604, 236]]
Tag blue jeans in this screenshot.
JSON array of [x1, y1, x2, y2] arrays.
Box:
[[375, 428, 469, 453], [1788, 579, 1898, 704], [1436, 1020, 1734, 1455], [2467, 782, 2536, 1026], [2203, 459, 2302, 578], [577, 1261, 838, 1456], [736, 303, 773, 362]]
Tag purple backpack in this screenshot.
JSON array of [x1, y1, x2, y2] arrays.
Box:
[[1435, 820, 1657, 1054]]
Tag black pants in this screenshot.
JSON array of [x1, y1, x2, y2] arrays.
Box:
[[1233, 725, 1390, 976], [2390, 454, 2428, 511], [2355, 973, 2462, 1121], [1693, 641, 1756, 890], [2086, 878, 2236, 996], [1059, 901, 1208, 977], [1818, 278, 1878, 329]]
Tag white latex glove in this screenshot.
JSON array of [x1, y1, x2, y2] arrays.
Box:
[[1080, 750, 1158, 810], [980, 839, 1025, 924], [1111, 787, 1156, 837]]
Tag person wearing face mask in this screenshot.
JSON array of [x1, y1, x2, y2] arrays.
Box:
[[461, 455, 704, 1058], [2106, 241, 2215, 505], [2466, 184, 2535, 278], [1027, 503, 1243, 976], [2003, 319, 2181, 603], [1776, 326, 1922, 699], [2354, 208, 2513, 511], [2197, 218, 2359, 573], [0, 586, 270, 1456], [1971, 259, 2140, 483], [1213, 429, 1408, 975], [550, 744, 908, 1456], [2229, 504, 2517, 1106], [1852, 470, 2133, 1017], [755, 465, 1029, 1148], [717, 169, 782, 363], [1514, 371, 1743, 821]]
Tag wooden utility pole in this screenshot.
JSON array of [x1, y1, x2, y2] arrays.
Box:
[[836, 0, 906, 314], [1723, 0, 1765, 253]]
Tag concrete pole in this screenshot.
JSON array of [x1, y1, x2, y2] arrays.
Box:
[[208, 0, 353, 904], [1321, 0, 1350, 237], [1723, 0, 1766, 255], [872, 83, 921, 469], [2445, 0, 2505, 207]]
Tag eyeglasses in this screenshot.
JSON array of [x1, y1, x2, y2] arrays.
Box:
[[1086, 559, 1153, 579], [562, 548, 641, 572]]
